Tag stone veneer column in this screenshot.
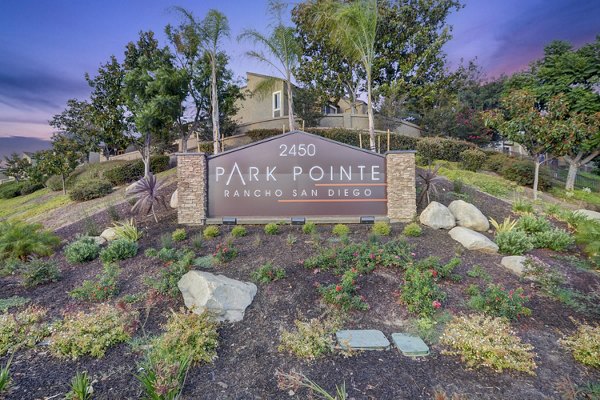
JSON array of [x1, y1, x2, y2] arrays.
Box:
[[386, 151, 416, 222], [177, 152, 207, 225]]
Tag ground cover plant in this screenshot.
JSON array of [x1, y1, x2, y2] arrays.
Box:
[[64, 236, 101, 264], [0, 296, 29, 312], [99, 238, 138, 263], [251, 262, 286, 283], [279, 314, 341, 360], [560, 319, 600, 368], [467, 284, 531, 320], [21, 258, 61, 287], [69, 263, 120, 302]]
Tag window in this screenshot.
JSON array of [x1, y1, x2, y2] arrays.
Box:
[[323, 104, 338, 115], [273, 91, 281, 118]]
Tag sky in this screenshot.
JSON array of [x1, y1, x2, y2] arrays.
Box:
[[0, 0, 598, 141]]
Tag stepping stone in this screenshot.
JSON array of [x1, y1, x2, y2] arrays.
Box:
[[336, 330, 390, 350], [391, 333, 429, 356]]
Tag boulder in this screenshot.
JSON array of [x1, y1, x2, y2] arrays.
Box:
[[449, 226, 498, 253], [170, 189, 178, 209], [178, 271, 257, 322], [501, 256, 527, 276], [448, 200, 489, 231], [419, 201, 456, 230], [90, 236, 107, 246], [575, 209, 600, 222], [100, 227, 117, 241]]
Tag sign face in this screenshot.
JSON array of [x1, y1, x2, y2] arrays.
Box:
[[207, 131, 386, 217]]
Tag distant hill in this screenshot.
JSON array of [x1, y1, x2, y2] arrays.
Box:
[[0, 136, 52, 161]]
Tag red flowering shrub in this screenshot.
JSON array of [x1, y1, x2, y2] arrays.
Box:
[[213, 242, 238, 264]]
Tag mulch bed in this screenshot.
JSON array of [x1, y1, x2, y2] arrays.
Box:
[[1, 185, 599, 399]]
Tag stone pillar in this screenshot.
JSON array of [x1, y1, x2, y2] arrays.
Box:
[[177, 153, 207, 225], [386, 151, 416, 222]]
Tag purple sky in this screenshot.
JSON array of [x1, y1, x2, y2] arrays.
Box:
[[0, 0, 598, 140]]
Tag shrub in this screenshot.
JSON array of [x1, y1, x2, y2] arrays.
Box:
[[495, 230, 534, 255], [160, 233, 173, 249], [400, 264, 444, 317], [0, 296, 30, 312], [99, 239, 138, 263], [332, 224, 350, 237], [279, 316, 341, 359], [319, 269, 368, 311], [112, 219, 142, 242], [45, 175, 64, 192], [512, 199, 534, 214], [0, 221, 60, 261], [0, 305, 50, 356], [438, 139, 476, 162], [136, 350, 190, 400], [191, 233, 204, 249], [440, 314, 537, 374], [515, 214, 551, 235], [104, 155, 170, 186], [468, 284, 531, 320], [50, 304, 138, 359], [213, 242, 238, 264], [403, 223, 422, 237], [0, 181, 24, 199], [171, 228, 187, 242], [252, 262, 286, 284], [193, 255, 215, 269], [574, 220, 600, 266], [560, 319, 600, 368], [69, 179, 113, 201], [286, 233, 297, 246], [302, 222, 317, 234], [145, 250, 194, 297], [264, 223, 279, 235], [501, 161, 551, 190], [20, 181, 43, 195], [64, 237, 101, 264], [230, 226, 247, 237], [460, 149, 487, 172], [484, 152, 512, 173], [489, 216, 518, 233], [69, 263, 120, 302], [372, 221, 391, 236], [414, 256, 461, 281], [203, 226, 220, 239], [21, 258, 61, 288], [531, 229, 573, 251], [416, 137, 444, 165]]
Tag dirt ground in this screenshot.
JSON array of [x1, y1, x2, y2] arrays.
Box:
[[1, 183, 599, 400]]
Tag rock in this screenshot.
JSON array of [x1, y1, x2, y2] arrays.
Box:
[[336, 330, 390, 350], [448, 200, 489, 231], [90, 236, 107, 246], [100, 227, 117, 241], [575, 209, 600, 221], [419, 201, 456, 229], [178, 271, 257, 322], [170, 189, 178, 209], [449, 226, 498, 253], [501, 256, 527, 277]]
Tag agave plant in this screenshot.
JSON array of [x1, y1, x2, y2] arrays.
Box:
[[127, 174, 167, 223], [417, 165, 443, 206]]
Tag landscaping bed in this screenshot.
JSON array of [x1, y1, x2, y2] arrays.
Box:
[[0, 185, 599, 399]]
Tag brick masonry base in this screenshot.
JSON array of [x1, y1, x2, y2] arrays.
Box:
[[385, 151, 417, 222]]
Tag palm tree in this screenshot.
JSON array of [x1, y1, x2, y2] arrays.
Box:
[[312, 0, 378, 151], [238, 9, 301, 131]]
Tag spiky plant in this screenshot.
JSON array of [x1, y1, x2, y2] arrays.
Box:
[[489, 217, 518, 233], [127, 174, 167, 223], [417, 165, 443, 206], [0, 221, 60, 261]]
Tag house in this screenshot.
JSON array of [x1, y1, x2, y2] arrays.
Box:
[[233, 72, 421, 137]]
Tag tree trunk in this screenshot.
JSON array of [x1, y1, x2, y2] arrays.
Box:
[[286, 76, 295, 131], [61, 173, 66, 195], [181, 131, 189, 153], [565, 161, 578, 192], [366, 75, 376, 152], [211, 56, 220, 155], [143, 133, 151, 178], [533, 159, 540, 201]]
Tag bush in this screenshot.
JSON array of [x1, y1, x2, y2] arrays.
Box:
[[440, 314, 537, 374], [230, 226, 247, 237], [203, 226, 220, 239], [279, 316, 341, 359], [403, 223, 422, 237], [495, 230, 534, 255], [145, 250, 194, 297], [400, 264, 444, 317], [319, 269, 368, 311], [112, 219, 142, 242], [515, 215, 551, 235], [45, 175, 64, 192], [0, 296, 30, 313], [264, 223, 279, 235], [19, 181, 43, 195], [0, 221, 60, 261], [171, 228, 187, 242], [416, 137, 444, 165], [50, 304, 138, 359], [372, 221, 391, 236], [500, 161, 551, 190], [468, 284, 531, 320], [64, 237, 101, 264], [251, 262, 286, 283], [484, 152, 513, 173], [302, 222, 317, 234], [512, 199, 534, 214], [0, 181, 23, 199], [69, 263, 120, 302], [332, 224, 350, 237], [460, 149, 487, 172], [575, 220, 600, 266], [99, 239, 138, 263], [213, 242, 238, 264], [0, 305, 50, 356], [531, 229, 573, 251], [246, 129, 281, 141], [103, 155, 170, 186], [21, 258, 61, 288], [560, 319, 600, 368], [69, 179, 113, 202]]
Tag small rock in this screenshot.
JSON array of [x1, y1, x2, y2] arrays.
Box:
[[178, 271, 257, 322], [217, 382, 228, 389], [90, 236, 107, 246], [449, 226, 498, 253], [448, 200, 489, 231], [501, 256, 527, 276], [575, 209, 600, 221], [170, 189, 178, 208], [419, 201, 456, 229], [100, 227, 117, 241]]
